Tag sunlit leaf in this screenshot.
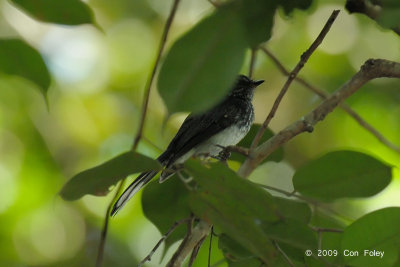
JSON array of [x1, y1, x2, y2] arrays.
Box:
[[142, 178, 191, 256], [230, 124, 283, 164], [0, 39, 50, 97], [158, 6, 247, 115], [187, 161, 279, 263], [60, 151, 161, 200], [293, 150, 392, 201], [10, 0, 96, 26], [342, 207, 400, 266]]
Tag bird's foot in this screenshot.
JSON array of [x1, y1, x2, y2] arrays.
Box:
[[216, 145, 250, 157]]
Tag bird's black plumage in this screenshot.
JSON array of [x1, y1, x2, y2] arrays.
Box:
[[111, 75, 264, 216]]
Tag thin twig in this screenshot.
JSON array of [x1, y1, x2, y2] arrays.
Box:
[[95, 181, 125, 267], [273, 241, 294, 267], [250, 10, 340, 149], [132, 0, 181, 150], [261, 46, 400, 154], [239, 59, 400, 178], [96, 1, 181, 266], [248, 48, 257, 78], [138, 217, 191, 267], [254, 183, 356, 223]]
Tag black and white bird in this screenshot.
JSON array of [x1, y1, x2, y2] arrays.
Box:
[[111, 75, 264, 216]]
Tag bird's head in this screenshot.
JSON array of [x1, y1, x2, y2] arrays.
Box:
[[229, 75, 264, 100]]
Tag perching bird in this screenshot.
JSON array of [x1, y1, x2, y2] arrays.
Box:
[[111, 75, 264, 216]]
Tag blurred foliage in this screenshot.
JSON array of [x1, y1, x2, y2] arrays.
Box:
[[0, 0, 400, 266]]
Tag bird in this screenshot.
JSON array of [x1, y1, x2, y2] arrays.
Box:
[[111, 75, 264, 216]]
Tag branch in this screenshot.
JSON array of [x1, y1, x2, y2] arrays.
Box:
[[95, 0, 181, 266], [167, 221, 212, 267], [250, 10, 340, 149], [95, 181, 125, 267], [261, 46, 400, 154], [239, 59, 400, 178], [132, 0, 182, 150], [138, 217, 191, 267]]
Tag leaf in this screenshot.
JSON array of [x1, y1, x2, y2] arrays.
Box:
[[218, 234, 254, 261], [341, 207, 400, 266], [274, 197, 311, 224], [235, 0, 313, 47], [279, 0, 313, 15], [263, 219, 317, 250], [141, 178, 191, 256], [235, 0, 276, 47], [10, 0, 96, 26], [187, 161, 279, 263], [230, 124, 283, 164], [0, 39, 50, 97], [157, 6, 247, 115], [293, 150, 392, 201], [346, 0, 400, 36], [60, 151, 161, 200]]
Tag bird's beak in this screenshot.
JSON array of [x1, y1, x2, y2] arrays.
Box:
[[252, 79, 264, 87]]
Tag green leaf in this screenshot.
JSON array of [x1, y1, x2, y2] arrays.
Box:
[[230, 124, 283, 164], [279, 0, 313, 15], [10, 0, 96, 25], [263, 219, 317, 250], [0, 39, 50, 97], [60, 151, 161, 200], [346, 0, 400, 35], [157, 7, 247, 115], [142, 178, 191, 256], [218, 234, 254, 261], [342, 207, 400, 266], [187, 161, 279, 263], [293, 150, 392, 201], [235, 0, 276, 47], [274, 197, 311, 224], [234, 0, 313, 47]]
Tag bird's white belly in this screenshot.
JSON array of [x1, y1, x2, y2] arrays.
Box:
[[193, 124, 249, 157]]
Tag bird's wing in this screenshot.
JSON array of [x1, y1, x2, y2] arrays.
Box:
[[159, 99, 239, 166]]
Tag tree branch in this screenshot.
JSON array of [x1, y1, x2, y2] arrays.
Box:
[[95, 0, 181, 266], [250, 10, 340, 149], [167, 221, 212, 267], [138, 217, 191, 267], [239, 59, 400, 178], [260, 46, 400, 154], [132, 0, 182, 150]]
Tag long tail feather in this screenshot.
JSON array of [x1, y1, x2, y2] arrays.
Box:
[[111, 170, 159, 216]]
